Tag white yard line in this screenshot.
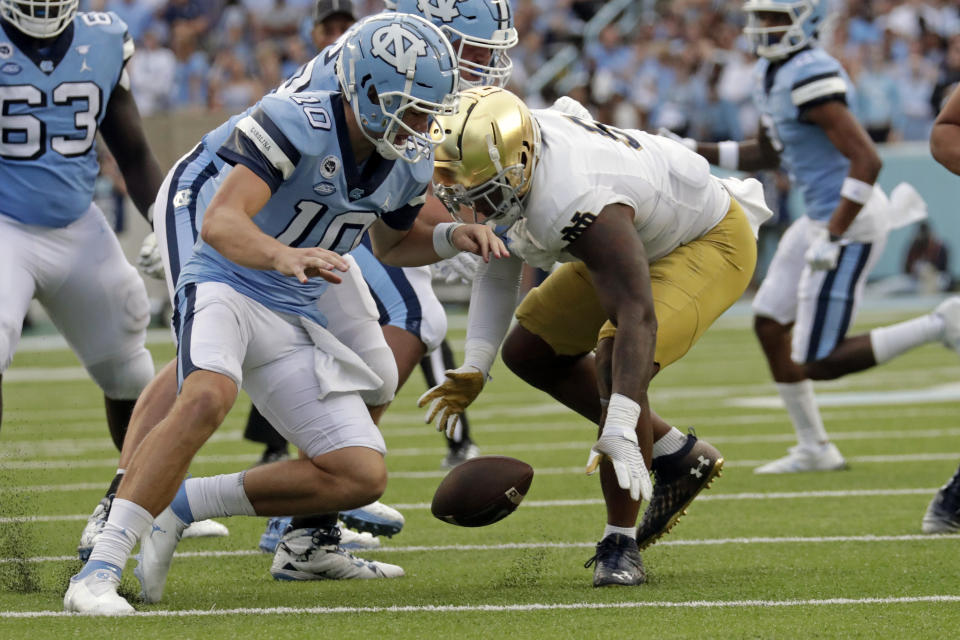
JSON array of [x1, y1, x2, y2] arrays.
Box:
[[0, 488, 944, 522]]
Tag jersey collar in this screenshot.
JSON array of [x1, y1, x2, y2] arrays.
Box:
[[1, 19, 74, 75], [330, 92, 396, 202]]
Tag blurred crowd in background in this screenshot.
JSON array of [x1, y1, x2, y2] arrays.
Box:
[[80, 0, 960, 144]]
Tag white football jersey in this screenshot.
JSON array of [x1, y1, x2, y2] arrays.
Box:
[[505, 109, 730, 270]]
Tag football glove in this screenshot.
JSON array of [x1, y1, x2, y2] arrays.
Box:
[[549, 96, 593, 120], [585, 424, 653, 502], [138, 232, 165, 280], [805, 228, 842, 271], [430, 252, 481, 284], [417, 365, 485, 441]]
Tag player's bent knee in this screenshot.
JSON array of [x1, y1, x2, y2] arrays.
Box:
[[87, 349, 155, 400]]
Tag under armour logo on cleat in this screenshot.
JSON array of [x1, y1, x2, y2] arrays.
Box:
[[611, 570, 634, 582], [690, 455, 710, 479]]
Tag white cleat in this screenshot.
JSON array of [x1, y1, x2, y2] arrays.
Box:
[[181, 519, 229, 539], [339, 500, 405, 537], [337, 521, 381, 550], [77, 498, 110, 563], [134, 507, 188, 603], [270, 528, 403, 580], [934, 296, 960, 355], [64, 563, 134, 616], [754, 443, 848, 474]]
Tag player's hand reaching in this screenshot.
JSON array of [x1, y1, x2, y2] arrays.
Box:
[[805, 228, 842, 271], [417, 365, 485, 441], [585, 424, 653, 502], [273, 246, 350, 284], [137, 232, 165, 280], [451, 224, 509, 263]]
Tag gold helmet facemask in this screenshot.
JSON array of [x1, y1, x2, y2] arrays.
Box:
[[431, 87, 540, 227]]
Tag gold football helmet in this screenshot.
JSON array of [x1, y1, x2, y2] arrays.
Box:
[[431, 86, 540, 226]]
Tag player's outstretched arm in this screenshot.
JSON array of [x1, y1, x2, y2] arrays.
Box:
[[569, 203, 655, 502], [931, 85, 960, 175], [99, 85, 164, 223], [672, 120, 780, 173], [202, 164, 348, 283], [368, 215, 507, 267]]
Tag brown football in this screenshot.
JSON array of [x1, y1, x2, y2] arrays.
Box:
[[431, 455, 534, 527]]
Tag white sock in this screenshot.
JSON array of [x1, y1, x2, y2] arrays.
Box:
[[653, 427, 687, 458], [776, 380, 828, 447], [184, 472, 257, 521], [88, 498, 154, 569], [603, 524, 636, 540], [870, 314, 945, 364]]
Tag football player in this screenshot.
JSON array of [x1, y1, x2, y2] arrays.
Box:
[[0, 2, 160, 446], [421, 87, 770, 586], [64, 13, 504, 614], [923, 84, 960, 534], [667, 0, 960, 474]]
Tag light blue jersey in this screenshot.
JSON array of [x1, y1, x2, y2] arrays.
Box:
[[176, 90, 431, 326], [0, 12, 133, 227], [752, 47, 853, 222]]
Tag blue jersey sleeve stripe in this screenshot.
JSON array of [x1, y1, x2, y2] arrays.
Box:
[[250, 108, 302, 169], [217, 129, 284, 193]]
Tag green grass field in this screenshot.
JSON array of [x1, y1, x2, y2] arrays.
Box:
[[2, 303, 960, 639]]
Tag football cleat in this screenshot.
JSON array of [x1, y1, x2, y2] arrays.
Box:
[[270, 527, 403, 580], [636, 432, 723, 550], [922, 466, 960, 534], [754, 442, 847, 474], [258, 516, 294, 553], [77, 497, 111, 563], [338, 522, 381, 550], [584, 534, 645, 587], [441, 441, 480, 469], [181, 519, 229, 539], [63, 561, 134, 616], [133, 507, 188, 603], [339, 500, 405, 537], [934, 296, 960, 356]]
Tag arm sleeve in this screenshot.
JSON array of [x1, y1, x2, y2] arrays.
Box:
[[217, 106, 302, 193], [462, 254, 525, 377]]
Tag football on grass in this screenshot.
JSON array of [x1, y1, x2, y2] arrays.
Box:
[[431, 455, 534, 527]]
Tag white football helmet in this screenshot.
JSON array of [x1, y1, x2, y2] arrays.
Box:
[[0, 0, 78, 39]]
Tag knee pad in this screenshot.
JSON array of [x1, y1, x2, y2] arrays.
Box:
[[87, 349, 155, 400], [357, 344, 398, 407]]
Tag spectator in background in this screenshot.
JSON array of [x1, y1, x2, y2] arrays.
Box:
[[208, 50, 260, 112], [161, 0, 211, 41], [310, 0, 355, 50], [896, 44, 938, 140], [106, 0, 155, 43], [254, 41, 283, 92], [257, 0, 305, 42], [932, 35, 960, 114], [171, 22, 210, 110], [904, 222, 952, 293], [128, 26, 177, 116], [852, 45, 900, 142]]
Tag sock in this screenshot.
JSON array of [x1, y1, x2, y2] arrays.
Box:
[[870, 314, 945, 364], [603, 524, 635, 540], [87, 498, 154, 570], [183, 472, 257, 521], [105, 470, 124, 498], [653, 427, 687, 458], [290, 513, 338, 530], [776, 380, 828, 447]]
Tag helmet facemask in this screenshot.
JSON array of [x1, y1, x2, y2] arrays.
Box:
[[1, 0, 78, 39], [445, 26, 517, 88], [743, 0, 821, 61]]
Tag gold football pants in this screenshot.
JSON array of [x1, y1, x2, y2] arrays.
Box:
[[516, 198, 756, 368]]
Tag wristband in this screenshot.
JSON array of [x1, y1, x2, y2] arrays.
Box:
[[840, 177, 873, 205], [604, 393, 641, 435], [433, 222, 464, 259], [718, 140, 739, 170]]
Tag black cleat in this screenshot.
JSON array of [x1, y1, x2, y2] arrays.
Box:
[[584, 534, 645, 587], [636, 431, 723, 550], [922, 465, 960, 534]]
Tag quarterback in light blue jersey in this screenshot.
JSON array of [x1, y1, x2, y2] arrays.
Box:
[[676, 0, 960, 474], [0, 0, 165, 450], [66, 13, 506, 615]]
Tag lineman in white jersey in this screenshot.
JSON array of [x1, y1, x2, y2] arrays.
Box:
[[0, 3, 161, 447], [65, 14, 505, 615], [422, 87, 769, 587], [670, 0, 960, 474]]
